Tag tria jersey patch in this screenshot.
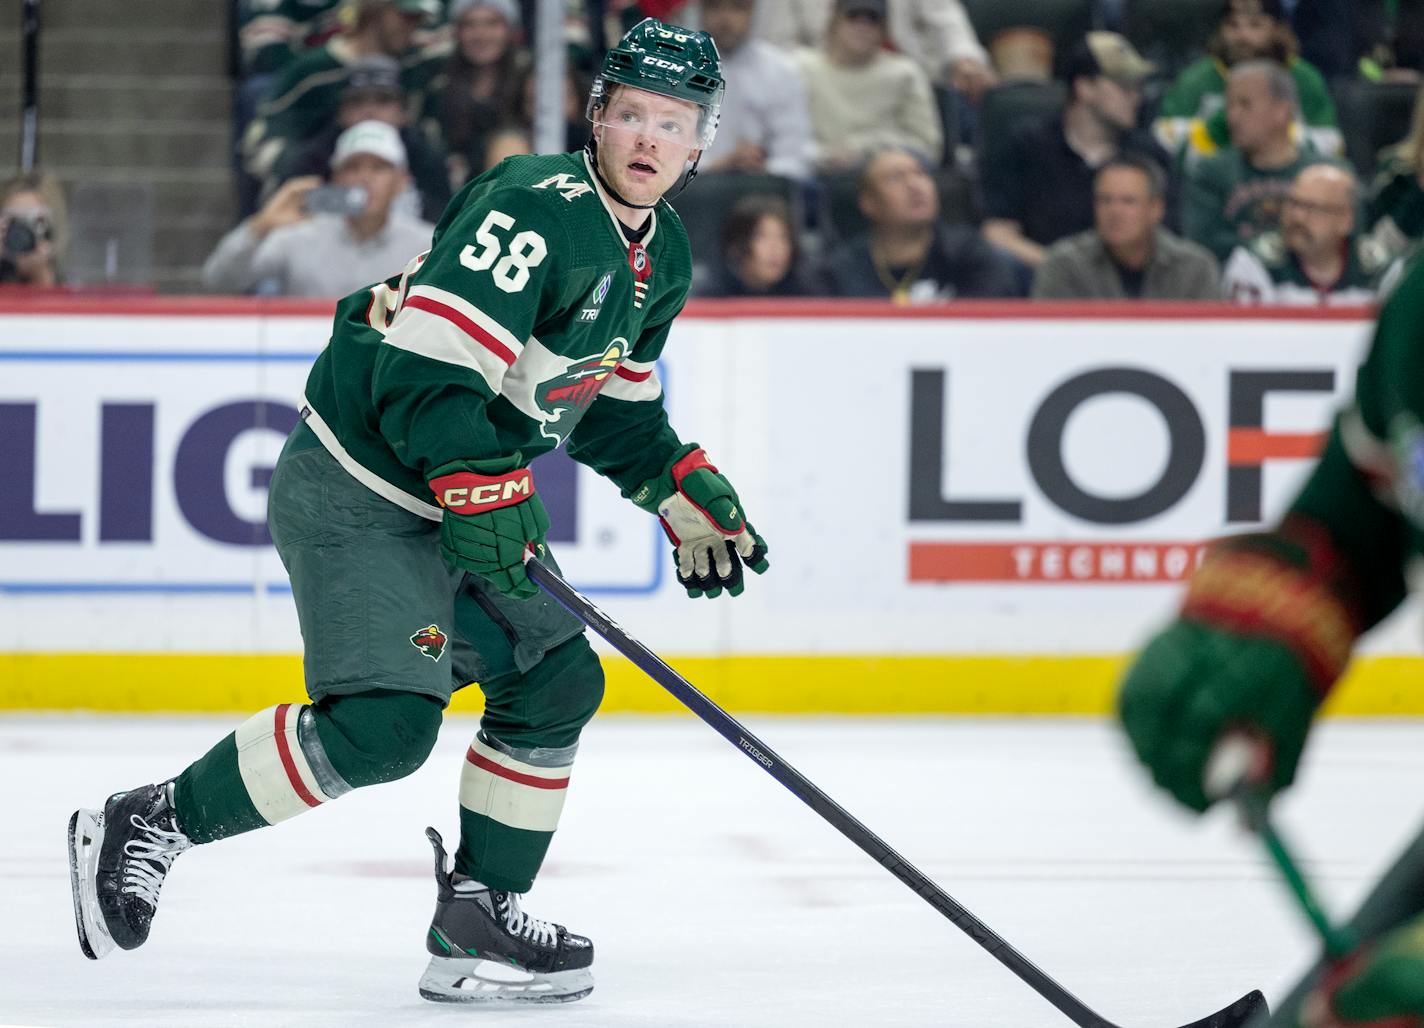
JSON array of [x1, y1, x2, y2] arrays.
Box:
[[410, 624, 448, 661]]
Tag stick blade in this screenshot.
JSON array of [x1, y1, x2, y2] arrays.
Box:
[[1171, 989, 1268, 1028]]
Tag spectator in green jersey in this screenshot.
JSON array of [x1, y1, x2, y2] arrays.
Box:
[[1224, 163, 1401, 305], [1367, 81, 1424, 264], [1182, 60, 1331, 262], [1154, 0, 1341, 166]]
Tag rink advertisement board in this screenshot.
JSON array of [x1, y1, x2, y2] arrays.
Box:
[[2, 298, 1420, 714]]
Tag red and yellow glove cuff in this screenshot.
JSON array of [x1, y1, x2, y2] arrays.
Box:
[[429, 467, 534, 515], [1181, 521, 1361, 697]]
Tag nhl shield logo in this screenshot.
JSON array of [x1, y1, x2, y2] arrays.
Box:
[[409, 624, 448, 662]]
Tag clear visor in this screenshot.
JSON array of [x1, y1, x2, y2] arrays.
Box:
[[587, 83, 718, 150]]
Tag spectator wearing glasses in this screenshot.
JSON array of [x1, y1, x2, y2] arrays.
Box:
[[1034, 155, 1219, 300], [792, 0, 942, 173], [1223, 163, 1400, 305], [0, 172, 66, 288], [981, 32, 1166, 273]]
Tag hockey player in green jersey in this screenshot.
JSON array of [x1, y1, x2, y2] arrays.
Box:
[[67, 18, 768, 1005], [1117, 255, 1424, 1024]]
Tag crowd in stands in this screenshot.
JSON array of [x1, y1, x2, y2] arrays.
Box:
[[13, 0, 1424, 306]]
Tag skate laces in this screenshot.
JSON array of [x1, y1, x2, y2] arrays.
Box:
[[497, 892, 558, 949], [120, 814, 191, 910]]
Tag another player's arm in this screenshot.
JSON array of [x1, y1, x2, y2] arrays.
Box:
[[1117, 259, 1422, 812]]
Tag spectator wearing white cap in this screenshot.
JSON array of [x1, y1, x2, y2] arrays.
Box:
[[204, 120, 435, 297]]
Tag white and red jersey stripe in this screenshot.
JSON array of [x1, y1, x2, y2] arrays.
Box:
[[600, 358, 662, 403], [459, 734, 574, 833], [383, 284, 525, 394], [235, 703, 346, 825]]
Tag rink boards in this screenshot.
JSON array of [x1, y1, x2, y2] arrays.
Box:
[[2, 297, 1421, 714]]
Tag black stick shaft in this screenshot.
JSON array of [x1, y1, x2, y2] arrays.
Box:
[[20, 0, 39, 171], [526, 558, 1122, 1028]]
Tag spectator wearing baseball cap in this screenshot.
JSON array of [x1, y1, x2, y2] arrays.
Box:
[[792, 0, 943, 173], [1154, 0, 1341, 166], [205, 120, 434, 297], [270, 54, 452, 223], [981, 32, 1171, 274]]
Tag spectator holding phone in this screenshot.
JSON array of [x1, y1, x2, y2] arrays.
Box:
[[203, 121, 434, 296]]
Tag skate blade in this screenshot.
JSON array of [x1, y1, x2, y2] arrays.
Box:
[[68, 809, 115, 960], [418, 956, 593, 1004]]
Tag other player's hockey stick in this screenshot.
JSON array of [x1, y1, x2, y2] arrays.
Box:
[[527, 557, 1267, 1028]]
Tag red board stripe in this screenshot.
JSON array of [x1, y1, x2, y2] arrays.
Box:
[[273, 704, 322, 808], [1227, 428, 1326, 464], [403, 294, 517, 367], [615, 364, 652, 382], [466, 747, 570, 790]]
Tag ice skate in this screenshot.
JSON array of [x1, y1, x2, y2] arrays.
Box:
[[418, 827, 593, 1004], [68, 782, 191, 959]]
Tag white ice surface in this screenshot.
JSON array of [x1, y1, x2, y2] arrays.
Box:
[[4, 715, 1424, 1028]]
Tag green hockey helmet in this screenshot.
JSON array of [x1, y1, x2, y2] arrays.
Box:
[[587, 18, 725, 149]]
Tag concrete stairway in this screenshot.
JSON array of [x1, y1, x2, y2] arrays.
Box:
[[0, 0, 235, 293]]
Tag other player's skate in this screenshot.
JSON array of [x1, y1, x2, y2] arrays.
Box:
[[418, 827, 594, 1004], [68, 782, 191, 960]]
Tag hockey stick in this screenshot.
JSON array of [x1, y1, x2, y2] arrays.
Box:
[[1208, 738, 1359, 959], [527, 557, 1267, 1028]]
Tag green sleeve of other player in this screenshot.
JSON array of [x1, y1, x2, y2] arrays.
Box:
[[1286, 258, 1424, 628], [372, 186, 578, 477], [1158, 59, 1223, 119], [566, 300, 687, 497]]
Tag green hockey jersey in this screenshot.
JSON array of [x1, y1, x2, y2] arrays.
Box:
[[298, 149, 691, 521], [1222, 230, 1400, 306]]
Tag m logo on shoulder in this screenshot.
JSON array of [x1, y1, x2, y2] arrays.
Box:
[[534, 173, 593, 203]]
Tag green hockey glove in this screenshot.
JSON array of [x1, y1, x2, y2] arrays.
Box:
[[429, 458, 549, 600], [1118, 519, 1361, 813], [631, 444, 769, 599], [1301, 915, 1424, 1025]]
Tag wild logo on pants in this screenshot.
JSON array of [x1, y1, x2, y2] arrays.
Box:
[[410, 625, 448, 661]]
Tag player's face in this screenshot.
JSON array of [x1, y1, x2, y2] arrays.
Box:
[[593, 87, 703, 206], [1093, 167, 1162, 249], [333, 153, 408, 219], [1221, 12, 1276, 62], [457, 6, 514, 66], [1281, 172, 1354, 258]]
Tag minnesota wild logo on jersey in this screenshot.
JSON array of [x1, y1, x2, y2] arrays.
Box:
[[533, 339, 629, 443]]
